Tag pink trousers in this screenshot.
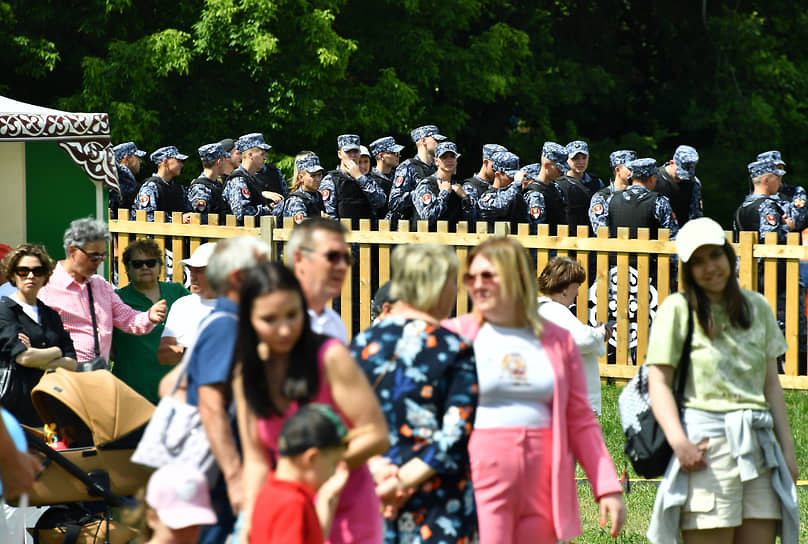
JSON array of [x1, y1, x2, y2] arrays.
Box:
[[469, 427, 555, 544]]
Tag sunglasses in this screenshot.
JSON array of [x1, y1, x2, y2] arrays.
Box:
[[462, 270, 497, 284], [76, 247, 108, 262], [129, 259, 159, 269], [301, 248, 353, 266], [14, 266, 48, 278]]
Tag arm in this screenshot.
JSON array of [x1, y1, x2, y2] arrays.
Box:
[[319, 175, 338, 218], [690, 178, 704, 219], [524, 189, 547, 226], [656, 196, 679, 239], [355, 174, 388, 212], [387, 164, 416, 217], [157, 336, 185, 365], [763, 357, 798, 481], [0, 413, 41, 501], [198, 383, 243, 514], [589, 192, 609, 234], [132, 182, 158, 222], [323, 342, 389, 468], [15, 346, 66, 369], [413, 182, 453, 222], [109, 285, 157, 335], [314, 460, 350, 536]]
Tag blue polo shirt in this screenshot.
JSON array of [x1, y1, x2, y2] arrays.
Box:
[[185, 297, 239, 407]]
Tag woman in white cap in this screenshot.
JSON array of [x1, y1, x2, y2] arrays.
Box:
[[646, 217, 798, 543], [142, 463, 217, 544]]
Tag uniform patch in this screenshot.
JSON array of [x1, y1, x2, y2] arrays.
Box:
[[592, 203, 604, 215], [196, 199, 207, 210], [766, 213, 778, 226], [321, 189, 331, 200], [240, 187, 250, 198], [795, 197, 805, 209], [530, 206, 542, 219], [481, 193, 493, 202], [139, 194, 150, 207], [395, 176, 404, 187], [293, 212, 305, 224], [421, 193, 432, 205]]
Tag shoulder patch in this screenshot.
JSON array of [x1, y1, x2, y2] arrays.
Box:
[[240, 187, 251, 199], [794, 197, 805, 209], [592, 203, 604, 215], [530, 206, 542, 219], [321, 189, 331, 200], [421, 193, 433, 205], [481, 193, 494, 202], [139, 194, 150, 207], [395, 176, 405, 187], [293, 212, 305, 224], [196, 199, 207, 210], [766, 213, 778, 226]]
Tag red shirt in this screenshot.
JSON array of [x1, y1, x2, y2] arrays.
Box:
[[250, 477, 323, 544]]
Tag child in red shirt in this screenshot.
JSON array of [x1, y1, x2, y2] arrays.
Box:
[[250, 404, 363, 544]]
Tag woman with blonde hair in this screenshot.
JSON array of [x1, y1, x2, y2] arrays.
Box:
[[274, 151, 326, 223], [351, 243, 478, 543], [444, 236, 625, 544]]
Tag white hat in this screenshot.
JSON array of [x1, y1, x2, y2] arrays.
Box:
[[180, 242, 217, 268], [145, 464, 216, 529], [676, 217, 727, 263]]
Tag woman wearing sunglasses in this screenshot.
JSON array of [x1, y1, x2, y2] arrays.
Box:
[[444, 236, 625, 544], [0, 244, 76, 426], [111, 239, 188, 403]]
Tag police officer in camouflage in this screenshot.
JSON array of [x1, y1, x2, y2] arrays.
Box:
[[221, 133, 275, 225], [655, 145, 703, 226], [463, 143, 508, 198], [132, 146, 191, 223], [757, 150, 808, 232], [589, 150, 637, 235], [556, 140, 604, 234], [412, 141, 475, 229], [368, 136, 405, 219], [274, 154, 326, 224], [387, 124, 446, 223], [253, 155, 288, 205], [319, 134, 387, 227], [522, 142, 568, 235], [187, 142, 230, 224], [110, 142, 146, 219], [607, 158, 678, 238], [475, 151, 526, 229]]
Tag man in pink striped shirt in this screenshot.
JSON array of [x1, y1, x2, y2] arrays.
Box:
[[39, 218, 167, 363]]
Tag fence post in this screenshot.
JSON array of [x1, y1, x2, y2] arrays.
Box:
[[260, 215, 276, 260]]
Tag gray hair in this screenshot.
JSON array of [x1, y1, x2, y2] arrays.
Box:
[[390, 244, 458, 312], [287, 217, 348, 258], [63, 217, 112, 255], [206, 236, 269, 294]]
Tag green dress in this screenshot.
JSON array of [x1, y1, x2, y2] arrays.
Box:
[[111, 282, 189, 403]]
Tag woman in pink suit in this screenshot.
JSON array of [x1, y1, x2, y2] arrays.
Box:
[[444, 237, 625, 544]]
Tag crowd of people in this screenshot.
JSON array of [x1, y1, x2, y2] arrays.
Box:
[[0, 210, 801, 543]]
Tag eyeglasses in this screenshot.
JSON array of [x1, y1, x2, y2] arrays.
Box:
[[14, 266, 48, 278], [76, 247, 108, 262], [129, 259, 159, 269], [462, 270, 497, 284], [301, 247, 353, 266]]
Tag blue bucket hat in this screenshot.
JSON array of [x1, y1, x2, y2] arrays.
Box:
[[236, 133, 271, 152], [673, 145, 698, 180], [609, 150, 637, 169], [541, 142, 569, 173], [628, 158, 657, 179], [113, 142, 146, 162], [435, 141, 461, 159], [491, 151, 520, 178], [198, 142, 231, 162], [482, 144, 508, 161], [369, 136, 405, 157], [410, 125, 447, 142], [296, 155, 325, 173], [150, 146, 189, 164], [337, 134, 361, 152]]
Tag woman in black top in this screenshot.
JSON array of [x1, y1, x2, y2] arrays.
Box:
[[0, 244, 76, 426]]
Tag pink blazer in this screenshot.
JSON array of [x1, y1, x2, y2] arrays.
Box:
[[443, 313, 622, 541]]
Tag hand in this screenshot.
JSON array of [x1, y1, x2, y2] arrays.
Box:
[[370, 457, 398, 485], [17, 333, 31, 348], [0, 450, 41, 501], [226, 469, 244, 515], [438, 180, 452, 193], [375, 471, 414, 520], [598, 492, 626, 538], [783, 215, 796, 231], [261, 191, 284, 204], [451, 184, 468, 199], [672, 437, 708, 472], [148, 299, 168, 323], [318, 460, 350, 502], [514, 170, 526, 184], [344, 160, 362, 180], [182, 213, 192, 224]]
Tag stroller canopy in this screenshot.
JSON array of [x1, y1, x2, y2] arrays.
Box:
[[32, 369, 155, 446]]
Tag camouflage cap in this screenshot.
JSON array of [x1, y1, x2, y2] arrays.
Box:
[[673, 145, 699, 180], [337, 134, 361, 151], [236, 133, 271, 152], [491, 151, 520, 177], [369, 136, 405, 157], [435, 141, 461, 159], [748, 158, 786, 179], [482, 144, 508, 161], [410, 125, 447, 142], [628, 158, 657, 179], [521, 163, 542, 181], [113, 142, 147, 162], [566, 140, 589, 157], [756, 150, 786, 168], [150, 146, 189, 164], [296, 155, 325, 173], [541, 142, 569, 172], [198, 143, 231, 162], [609, 150, 637, 169]]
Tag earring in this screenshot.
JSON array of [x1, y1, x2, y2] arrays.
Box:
[[257, 341, 270, 360]]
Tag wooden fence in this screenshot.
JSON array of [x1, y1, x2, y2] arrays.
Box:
[[110, 210, 808, 389]]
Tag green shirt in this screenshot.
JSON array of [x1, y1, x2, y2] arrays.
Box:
[[646, 289, 787, 412], [111, 282, 189, 403]]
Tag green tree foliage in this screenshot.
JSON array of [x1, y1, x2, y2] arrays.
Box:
[[2, 0, 807, 226]]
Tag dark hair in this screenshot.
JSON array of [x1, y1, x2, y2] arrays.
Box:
[[1, 244, 55, 287], [122, 238, 162, 266], [681, 241, 750, 336], [537, 257, 586, 295], [233, 262, 325, 417]]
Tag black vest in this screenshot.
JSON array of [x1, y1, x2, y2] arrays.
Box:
[[225, 167, 268, 214], [608, 189, 659, 237], [555, 175, 597, 233], [328, 169, 372, 222], [283, 189, 324, 218], [463, 175, 490, 197], [478, 185, 526, 227], [734, 196, 784, 233], [254, 164, 287, 195], [189, 176, 225, 216], [145, 176, 186, 214], [524, 181, 566, 235], [368, 170, 392, 219], [655, 167, 695, 224]]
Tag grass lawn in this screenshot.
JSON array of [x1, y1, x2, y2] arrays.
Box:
[[570, 383, 808, 542]]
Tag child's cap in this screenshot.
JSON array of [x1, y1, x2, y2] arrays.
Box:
[[278, 403, 370, 456], [145, 464, 217, 529]]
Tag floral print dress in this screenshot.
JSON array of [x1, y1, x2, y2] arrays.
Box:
[[351, 317, 479, 544]]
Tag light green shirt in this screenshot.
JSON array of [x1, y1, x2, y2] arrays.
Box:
[[646, 290, 787, 412]]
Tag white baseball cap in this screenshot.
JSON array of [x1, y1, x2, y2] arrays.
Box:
[[676, 217, 728, 263], [180, 242, 217, 268], [145, 464, 217, 529]]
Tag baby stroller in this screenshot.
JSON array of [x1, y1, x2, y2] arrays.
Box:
[[21, 368, 155, 543]]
